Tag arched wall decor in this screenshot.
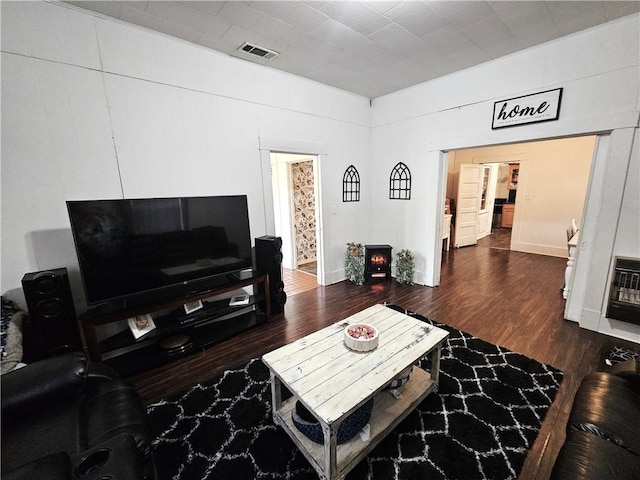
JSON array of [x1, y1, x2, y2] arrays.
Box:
[[342, 165, 360, 202], [389, 162, 411, 200]]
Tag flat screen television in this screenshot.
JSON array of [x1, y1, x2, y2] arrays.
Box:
[[67, 195, 253, 308]]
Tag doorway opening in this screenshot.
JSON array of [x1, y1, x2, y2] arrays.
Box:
[[445, 135, 596, 257], [269, 152, 320, 281]]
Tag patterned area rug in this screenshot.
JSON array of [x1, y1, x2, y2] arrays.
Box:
[[605, 345, 639, 366], [147, 304, 563, 480]]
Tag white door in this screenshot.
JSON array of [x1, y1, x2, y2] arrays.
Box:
[[455, 164, 483, 247]]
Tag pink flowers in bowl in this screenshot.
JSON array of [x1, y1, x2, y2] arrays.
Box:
[[344, 323, 379, 352], [347, 324, 376, 340]]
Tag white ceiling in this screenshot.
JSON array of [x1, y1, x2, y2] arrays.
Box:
[[65, 1, 640, 98]]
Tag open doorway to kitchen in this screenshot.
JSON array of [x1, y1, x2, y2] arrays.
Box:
[[269, 152, 320, 280], [445, 136, 596, 257]]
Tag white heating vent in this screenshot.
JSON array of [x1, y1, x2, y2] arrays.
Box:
[[238, 42, 279, 60]]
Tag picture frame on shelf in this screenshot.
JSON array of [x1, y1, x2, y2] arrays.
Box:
[[127, 315, 156, 339]]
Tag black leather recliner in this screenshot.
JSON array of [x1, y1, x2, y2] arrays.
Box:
[[1, 352, 154, 480], [550, 358, 640, 479]]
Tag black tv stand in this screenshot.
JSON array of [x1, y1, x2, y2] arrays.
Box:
[[228, 268, 254, 281], [80, 273, 271, 376]]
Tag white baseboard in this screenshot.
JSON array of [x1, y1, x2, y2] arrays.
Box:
[[511, 242, 567, 258]]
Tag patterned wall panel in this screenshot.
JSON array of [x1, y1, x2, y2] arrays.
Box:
[[291, 161, 316, 264]]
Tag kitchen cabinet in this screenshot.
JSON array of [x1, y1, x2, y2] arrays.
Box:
[[501, 204, 515, 228]]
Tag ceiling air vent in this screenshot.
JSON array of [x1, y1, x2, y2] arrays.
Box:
[[239, 42, 279, 61]]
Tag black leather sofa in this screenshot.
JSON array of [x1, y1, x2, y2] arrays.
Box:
[[1, 352, 154, 480], [550, 358, 640, 479]]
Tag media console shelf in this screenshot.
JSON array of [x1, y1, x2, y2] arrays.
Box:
[[81, 273, 271, 376]]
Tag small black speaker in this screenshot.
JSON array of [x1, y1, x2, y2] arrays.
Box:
[[21, 268, 82, 362], [255, 236, 287, 314]]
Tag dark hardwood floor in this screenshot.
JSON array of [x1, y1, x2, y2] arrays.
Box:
[[283, 265, 317, 297], [131, 242, 638, 480], [297, 260, 318, 276], [479, 227, 512, 250]]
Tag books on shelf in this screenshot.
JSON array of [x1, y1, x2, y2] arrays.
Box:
[[127, 314, 156, 339], [229, 294, 250, 306]]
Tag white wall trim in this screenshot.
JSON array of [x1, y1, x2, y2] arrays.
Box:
[[259, 137, 328, 155], [258, 137, 329, 286], [565, 134, 610, 321], [429, 111, 639, 154], [428, 150, 449, 287], [511, 242, 567, 258], [259, 149, 277, 236], [470, 154, 529, 164], [570, 129, 636, 333]]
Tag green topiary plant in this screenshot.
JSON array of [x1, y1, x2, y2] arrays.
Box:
[[395, 249, 415, 285], [345, 242, 365, 285]]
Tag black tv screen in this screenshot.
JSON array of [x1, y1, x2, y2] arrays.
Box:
[[67, 195, 253, 306]]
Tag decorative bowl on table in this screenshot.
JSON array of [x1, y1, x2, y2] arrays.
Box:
[[344, 324, 379, 352]]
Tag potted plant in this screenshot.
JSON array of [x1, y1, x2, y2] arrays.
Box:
[[345, 242, 365, 285], [395, 249, 415, 285]]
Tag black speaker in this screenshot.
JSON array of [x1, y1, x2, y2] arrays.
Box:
[[255, 236, 287, 314], [21, 268, 82, 362]]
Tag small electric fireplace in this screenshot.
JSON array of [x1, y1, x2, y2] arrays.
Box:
[[365, 245, 393, 280]]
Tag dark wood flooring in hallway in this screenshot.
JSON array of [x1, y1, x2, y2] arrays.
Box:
[[131, 244, 638, 480]]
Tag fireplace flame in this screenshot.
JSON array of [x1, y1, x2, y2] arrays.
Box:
[[371, 254, 387, 266]]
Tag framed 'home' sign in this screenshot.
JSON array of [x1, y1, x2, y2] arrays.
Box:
[[492, 88, 563, 129]]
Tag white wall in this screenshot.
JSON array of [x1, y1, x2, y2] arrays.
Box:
[[0, 1, 371, 309], [371, 14, 639, 342]]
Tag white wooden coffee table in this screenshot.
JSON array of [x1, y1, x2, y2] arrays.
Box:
[[262, 304, 449, 480]]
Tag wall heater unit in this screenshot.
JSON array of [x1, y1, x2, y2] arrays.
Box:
[[607, 257, 640, 325]]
